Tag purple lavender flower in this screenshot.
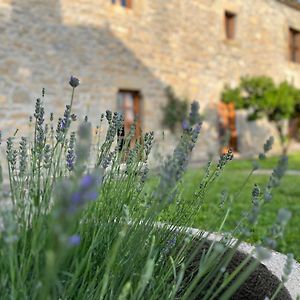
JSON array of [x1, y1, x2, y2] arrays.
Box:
[[69, 76, 80, 88], [59, 172, 101, 215], [60, 121, 67, 131], [167, 237, 177, 248], [60, 105, 71, 132], [161, 237, 177, 255], [68, 234, 81, 246], [67, 173, 100, 213], [66, 151, 75, 171], [194, 123, 202, 134], [189, 101, 201, 125], [71, 192, 82, 205], [182, 120, 189, 130], [85, 191, 98, 201], [80, 174, 95, 189], [66, 132, 76, 171]]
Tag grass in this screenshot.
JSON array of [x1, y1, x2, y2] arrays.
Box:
[[174, 153, 300, 261], [226, 151, 300, 170]]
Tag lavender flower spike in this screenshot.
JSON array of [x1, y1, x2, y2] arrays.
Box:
[[69, 76, 80, 88], [182, 120, 189, 130], [68, 234, 81, 246], [80, 174, 95, 189]]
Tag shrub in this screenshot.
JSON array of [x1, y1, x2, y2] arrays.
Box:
[[221, 85, 243, 108], [0, 77, 294, 299], [161, 86, 189, 133]]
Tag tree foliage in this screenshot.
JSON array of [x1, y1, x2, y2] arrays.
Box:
[[221, 76, 300, 153]]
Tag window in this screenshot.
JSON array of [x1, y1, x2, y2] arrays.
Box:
[[289, 28, 300, 63], [225, 11, 236, 40], [111, 0, 132, 9], [117, 90, 142, 140]]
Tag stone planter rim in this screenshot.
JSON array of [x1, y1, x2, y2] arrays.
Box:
[[156, 223, 300, 299]]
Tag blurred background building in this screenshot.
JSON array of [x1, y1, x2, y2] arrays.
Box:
[[0, 0, 300, 159]]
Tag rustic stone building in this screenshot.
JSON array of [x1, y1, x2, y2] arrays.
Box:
[[0, 0, 300, 159]]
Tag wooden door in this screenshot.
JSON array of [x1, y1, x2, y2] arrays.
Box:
[[117, 90, 142, 140], [218, 101, 238, 153]]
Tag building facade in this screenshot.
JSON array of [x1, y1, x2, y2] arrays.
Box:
[[0, 0, 300, 158]]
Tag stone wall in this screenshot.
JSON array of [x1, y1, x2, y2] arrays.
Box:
[[0, 0, 300, 160]]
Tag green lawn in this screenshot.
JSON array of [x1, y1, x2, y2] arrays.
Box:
[[227, 151, 300, 170], [160, 152, 300, 261]]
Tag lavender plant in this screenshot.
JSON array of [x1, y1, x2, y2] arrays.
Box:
[[0, 77, 294, 300]]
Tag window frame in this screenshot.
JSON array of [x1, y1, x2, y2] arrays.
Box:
[[111, 0, 132, 9], [289, 27, 300, 63], [224, 11, 237, 40]]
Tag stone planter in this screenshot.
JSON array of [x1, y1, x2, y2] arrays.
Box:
[[157, 223, 300, 299], [189, 228, 300, 299]]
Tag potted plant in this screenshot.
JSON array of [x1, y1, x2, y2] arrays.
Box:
[[0, 77, 298, 299]]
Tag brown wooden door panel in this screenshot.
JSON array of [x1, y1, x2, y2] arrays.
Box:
[[126, 0, 132, 8], [218, 101, 238, 153], [118, 90, 142, 140]]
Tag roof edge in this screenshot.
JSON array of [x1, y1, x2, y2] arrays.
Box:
[[277, 0, 300, 11]]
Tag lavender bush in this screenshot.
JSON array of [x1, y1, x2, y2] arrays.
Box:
[[0, 77, 294, 299]]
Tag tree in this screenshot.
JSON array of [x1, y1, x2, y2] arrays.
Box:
[[222, 76, 300, 154]]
